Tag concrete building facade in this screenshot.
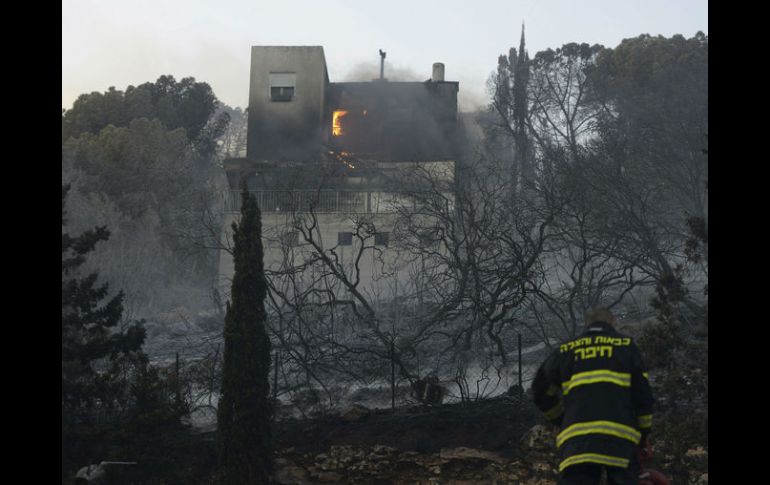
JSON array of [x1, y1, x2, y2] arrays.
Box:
[[219, 46, 459, 296], [247, 46, 329, 161]]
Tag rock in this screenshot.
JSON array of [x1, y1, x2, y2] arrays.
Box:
[[340, 403, 370, 422], [370, 444, 399, 456], [532, 461, 554, 473], [76, 464, 106, 484], [439, 447, 506, 464], [693, 472, 708, 484], [684, 445, 708, 469], [685, 446, 707, 458], [270, 442, 563, 485], [330, 445, 365, 466], [524, 424, 556, 450], [314, 453, 328, 462]]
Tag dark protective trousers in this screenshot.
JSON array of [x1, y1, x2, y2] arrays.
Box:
[[558, 458, 639, 485]]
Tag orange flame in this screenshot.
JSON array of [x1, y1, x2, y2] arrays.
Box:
[[332, 110, 349, 136]]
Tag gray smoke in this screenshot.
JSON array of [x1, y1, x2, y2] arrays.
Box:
[[342, 62, 424, 82]]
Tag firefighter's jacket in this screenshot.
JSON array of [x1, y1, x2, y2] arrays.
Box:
[[532, 321, 654, 473]]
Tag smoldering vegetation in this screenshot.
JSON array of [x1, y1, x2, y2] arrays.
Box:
[[62, 32, 707, 484], [248, 33, 706, 422], [61, 76, 240, 356]]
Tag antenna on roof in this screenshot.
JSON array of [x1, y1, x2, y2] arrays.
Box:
[[379, 49, 387, 80]]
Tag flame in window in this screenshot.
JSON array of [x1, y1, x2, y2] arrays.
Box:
[[332, 110, 349, 136]]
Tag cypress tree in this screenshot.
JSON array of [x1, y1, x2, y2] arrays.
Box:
[[512, 22, 532, 184], [217, 181, 272, 484]]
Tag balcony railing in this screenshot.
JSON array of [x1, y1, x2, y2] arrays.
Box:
[[224, 190, 397, 213]]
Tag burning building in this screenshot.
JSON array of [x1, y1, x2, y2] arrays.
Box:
[[219, 46, 460, 293], [244, 46, 459, 162]]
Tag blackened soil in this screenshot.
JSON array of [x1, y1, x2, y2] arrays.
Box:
[[273, 395, 540, 457]]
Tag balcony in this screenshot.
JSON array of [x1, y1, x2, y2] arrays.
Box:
[[224, 190, 399, 214]]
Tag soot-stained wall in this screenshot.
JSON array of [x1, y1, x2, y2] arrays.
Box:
[[326, 81, 459, 161], [246, 46, 459, 163], [247, 46, 329, 161]]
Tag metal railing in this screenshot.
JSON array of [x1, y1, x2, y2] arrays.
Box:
[[224, 190, 394, 214]]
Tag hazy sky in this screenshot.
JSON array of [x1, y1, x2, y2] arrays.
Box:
[[62, 0, 707, 112]]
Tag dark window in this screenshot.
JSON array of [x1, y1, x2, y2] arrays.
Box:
[[269, 73, 296, 102], [338, 232, 353, 246], [375, 232, 390, 247], [270, 86, 294, 102]]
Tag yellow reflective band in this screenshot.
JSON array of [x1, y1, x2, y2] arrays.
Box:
[[643, 372, 649, 379], [559, 453, 630, 472], [638, 414, 652, 429], [557, 420, 642, 448], [562, 370, 631, 395], [545, 400, 564, 420]]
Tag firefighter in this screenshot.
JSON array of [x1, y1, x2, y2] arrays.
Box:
[[532, 307, 654, 485]]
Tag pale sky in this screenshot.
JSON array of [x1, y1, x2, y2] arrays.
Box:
[[62, 0, 707, 112]]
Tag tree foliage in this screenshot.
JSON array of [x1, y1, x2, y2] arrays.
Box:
[[491, 25, 533, 188], [488, 33, 709, 483], [64, 118, 194, 219], [61, 76, 230, 315], [217, 183, 273, 484], [591, 33, 708, 221], [486, 32, 707, 318], [62, 75, 229, 156]]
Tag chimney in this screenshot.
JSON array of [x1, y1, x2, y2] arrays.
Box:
[[379, 49, 387, 80], [432, 62, 445, 82]]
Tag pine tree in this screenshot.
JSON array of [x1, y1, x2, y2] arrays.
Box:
[[217, 181, 272, 484]]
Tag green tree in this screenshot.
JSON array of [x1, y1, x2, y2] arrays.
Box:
[[63, 118, 194, 220], [62, 75, 229, 156], [217, 182, 272, 484], [62, 76, 230, 315]]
